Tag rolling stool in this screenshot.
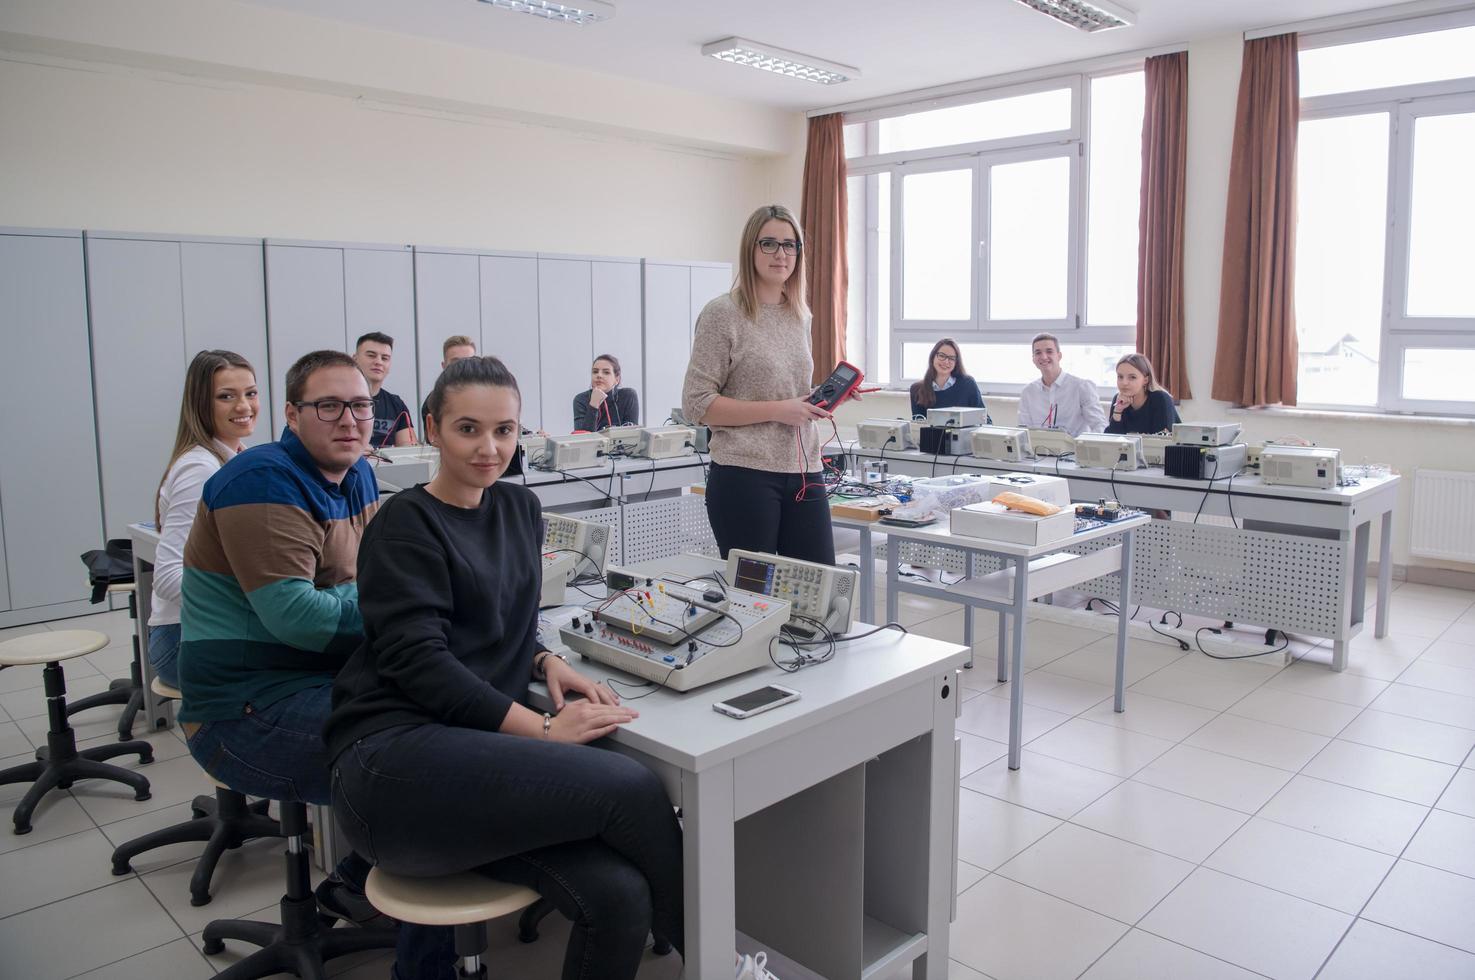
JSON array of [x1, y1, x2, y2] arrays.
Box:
[[200, 799, 396, 978], [110, 678, 284, 905], [518, 897, 673, 956], [0, 630, 153, 834], [367, 867, 540, 979], [65, 583, 146, 741]]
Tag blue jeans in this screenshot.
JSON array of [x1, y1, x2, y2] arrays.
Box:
[[334, 723, 684, 980], [185, 683, 369, 891], [147, 623, 181, 688]]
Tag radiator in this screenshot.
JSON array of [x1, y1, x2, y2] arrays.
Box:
[[1411, 469, 1475, 563]]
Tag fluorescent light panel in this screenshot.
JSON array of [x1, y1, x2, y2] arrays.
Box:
[[1013, 0, 1135, 32], [701, 37, 859, 85], [477, 0, 615, 25]]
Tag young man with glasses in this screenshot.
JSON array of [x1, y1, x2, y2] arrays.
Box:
[[177, 349, 385, 925], [1016, 332, 1107, 436]]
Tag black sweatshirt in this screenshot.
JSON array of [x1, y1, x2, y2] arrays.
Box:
[[1105, 388, 1180, 436], [325, 482, 543, 763], [572, 386, 640, 431]]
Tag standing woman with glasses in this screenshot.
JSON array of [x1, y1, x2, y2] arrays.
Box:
[[147, 350, 259, 687], [909, 338, 987, 421], [682, 204, 836, 565]]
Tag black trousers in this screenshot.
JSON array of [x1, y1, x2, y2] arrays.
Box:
[[331, 724, 684, 980], [704, 461, 836, 565]]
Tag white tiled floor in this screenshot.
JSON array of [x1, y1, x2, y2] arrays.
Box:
[[3, 581, 1475, 979]]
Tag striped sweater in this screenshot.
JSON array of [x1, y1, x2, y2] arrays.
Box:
[[177, 428, 379, 722]]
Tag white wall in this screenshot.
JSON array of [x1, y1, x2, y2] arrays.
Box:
[[0, 0, 807, 261]]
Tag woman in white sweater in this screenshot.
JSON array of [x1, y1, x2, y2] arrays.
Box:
[[148, 350, 259, 686]]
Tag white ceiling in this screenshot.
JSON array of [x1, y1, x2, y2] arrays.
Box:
[[238, 0, 1401, 111]]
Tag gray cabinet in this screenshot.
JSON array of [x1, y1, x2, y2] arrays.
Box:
[[265, 241, 415, 431], [178, 241, 271, 445], [86, 235, 191, 541], [0, 230, 105, 614], [412, 250, 480, 427], [87, 233, 270, 541], [591, 260, 644, 423], [538, 259, 593, 433], [479, 255, 541, 431], [642, 261, 731, 428]]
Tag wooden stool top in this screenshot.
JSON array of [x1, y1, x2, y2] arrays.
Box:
[[366, 868, 540, 927], [0, 629, 109, 666], [150, 676, 183, 700]]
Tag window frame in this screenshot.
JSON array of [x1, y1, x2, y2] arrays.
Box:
[[845, 70, 1136, 391], [1297, 48, 1475, 416]]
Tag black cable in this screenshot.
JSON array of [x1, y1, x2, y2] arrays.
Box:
[[1225, 473, 1239, 530], [1194, 626, 1289, 660], [1149, 617, 1190, 650]]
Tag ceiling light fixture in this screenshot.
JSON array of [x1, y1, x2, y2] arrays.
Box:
[[701, 37, 860, 85], [476, 0, 615, 25], [1012, 0, 1135, 32]]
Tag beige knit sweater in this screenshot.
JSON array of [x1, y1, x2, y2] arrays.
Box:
[[681, 293, 821, 474]]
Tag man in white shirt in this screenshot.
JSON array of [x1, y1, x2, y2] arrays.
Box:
[[1017, 333, 1107, 436]]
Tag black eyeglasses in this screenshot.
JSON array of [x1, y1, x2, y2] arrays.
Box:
[[934, 352, 958, 363], [294, 398, 376, 422], [757, 238, 801, 256]]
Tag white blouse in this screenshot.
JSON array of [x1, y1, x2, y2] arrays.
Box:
[[149, 440, 238, 627]]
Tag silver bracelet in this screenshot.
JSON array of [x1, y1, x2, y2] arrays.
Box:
[[533, 651, 569, 681]]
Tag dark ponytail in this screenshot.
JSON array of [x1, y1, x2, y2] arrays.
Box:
[[425, 356, 522, 429]]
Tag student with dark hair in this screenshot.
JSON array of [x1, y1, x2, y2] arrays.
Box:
[[327, 356, 686, 980], [909, 338, 987, 420], [572, 353, 640, 431], [178, 348, 383, 925], [148, 350, 258, 686], [1105, 353, 1181, 435], [353, 331, 415, 448]]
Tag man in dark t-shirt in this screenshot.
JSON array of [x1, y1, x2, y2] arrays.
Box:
[[353, 331, 415, 448]]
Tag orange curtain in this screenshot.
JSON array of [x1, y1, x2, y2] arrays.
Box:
[[1212, 33, 1300, 406], [800, 113, 849, 384], [1137, 51, 1192, 401]]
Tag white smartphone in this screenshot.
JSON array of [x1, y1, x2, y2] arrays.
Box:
[[712, 684, 801, 720]]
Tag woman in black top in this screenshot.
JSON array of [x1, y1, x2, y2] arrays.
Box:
[[572, 353, 640, 431], [1105, 353, 1180, 435], [908, 338, 987, 420], [326, 357, 682, 980]]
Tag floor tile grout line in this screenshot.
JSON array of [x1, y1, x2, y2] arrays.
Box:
[[1307, 757, 1467, 978], [59, 931, 199, 980]]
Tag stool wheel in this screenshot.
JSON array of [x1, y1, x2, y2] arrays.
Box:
[[202, 936, 224, 956]]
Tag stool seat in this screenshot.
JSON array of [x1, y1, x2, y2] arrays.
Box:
[[367, 868, 539, 926], [149, 676, 183, 700], [106, 582, 137, 595], [0, 630, 109, 667]]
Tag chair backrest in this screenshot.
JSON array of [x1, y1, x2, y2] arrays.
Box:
[[81, 539, 134, 603]]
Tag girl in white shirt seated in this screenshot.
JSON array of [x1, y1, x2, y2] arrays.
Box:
[[148, 350, 259, 686]]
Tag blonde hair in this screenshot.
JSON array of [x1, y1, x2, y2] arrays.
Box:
[[442, 334, 476, 359], [1115, 353, 1166, 394], [732, 204, 811, 322], [155, 350, 256, 526]]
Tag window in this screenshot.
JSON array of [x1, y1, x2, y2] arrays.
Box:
[[1295, 15, 1475, 414], [846, 70, 1143, 389]]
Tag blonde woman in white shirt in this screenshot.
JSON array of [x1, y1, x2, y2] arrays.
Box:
[[1016, 332, 1108, 436], [148, 350, 259, 686]]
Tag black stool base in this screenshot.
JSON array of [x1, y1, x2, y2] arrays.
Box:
[[0, 739, 153, 835], [65, 677, 145, 742], [202, 894, 395, 980], [111, 790, 284, 905]]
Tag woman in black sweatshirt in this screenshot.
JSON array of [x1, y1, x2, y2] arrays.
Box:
[[326, 357, 683, 980], [1105, 352, 1180, 435]]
